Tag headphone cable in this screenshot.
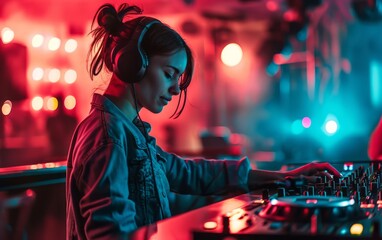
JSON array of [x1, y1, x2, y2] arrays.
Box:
[[130, 83, 166, 222]]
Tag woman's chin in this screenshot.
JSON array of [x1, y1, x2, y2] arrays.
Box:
[[149, 106, 164, 114]]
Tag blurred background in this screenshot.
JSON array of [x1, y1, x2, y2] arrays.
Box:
[[1, 0, 382, 239], [2, 0, 382, 165]]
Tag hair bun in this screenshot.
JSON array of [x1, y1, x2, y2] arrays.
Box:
[[97, 5, 123, 35]]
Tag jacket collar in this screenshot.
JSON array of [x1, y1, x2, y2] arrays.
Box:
[[90, 93, 150, 149]]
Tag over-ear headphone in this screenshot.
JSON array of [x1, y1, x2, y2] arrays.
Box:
[[111, 17, 161, 83]]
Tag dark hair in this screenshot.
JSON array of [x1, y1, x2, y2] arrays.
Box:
[[87, 3, 194, 118]]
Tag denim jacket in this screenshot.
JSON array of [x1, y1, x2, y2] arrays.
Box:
[[66, 93, 251, 239]]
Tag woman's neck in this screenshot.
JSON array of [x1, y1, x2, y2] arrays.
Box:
[[104, 76, 139, 122]]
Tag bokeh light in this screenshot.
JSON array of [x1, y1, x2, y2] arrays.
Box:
[[221, 43, 243, 67], [2, 100, 12, 115], [64, 39, 78, 53], [46, 97, 59, 111], [31, 34, 44, 48], [48, 37, 61, 51], [64, 95, 76, 110], [48, 68, 61, 83], [32, 67, 44, 81], [31, 96, 44, 111], [302, 117, 311, 128], [1, 27, 14, 44], [266, 1, 279, 12], [291, 119, 304, 135], [324, 120, 338, 135], [64, 69, 77, 84]]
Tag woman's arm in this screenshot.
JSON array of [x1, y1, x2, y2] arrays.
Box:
[[158, 146, 341, 195], [157, 146, 251, 195], [76, 143, 137, 238], [247, 161, 342, 189]]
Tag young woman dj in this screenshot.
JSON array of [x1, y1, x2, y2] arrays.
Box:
[[66, 3, 342, 239]]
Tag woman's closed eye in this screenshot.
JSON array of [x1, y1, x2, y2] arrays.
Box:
[[165, 71, 177, 81], [165, 72, 174, 79]]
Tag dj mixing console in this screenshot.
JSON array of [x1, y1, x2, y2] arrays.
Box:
[[130, 160, 382, 240], [193, 161, 382, 240]]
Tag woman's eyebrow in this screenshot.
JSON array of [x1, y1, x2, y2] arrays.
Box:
[[165, 65, 180, 74]]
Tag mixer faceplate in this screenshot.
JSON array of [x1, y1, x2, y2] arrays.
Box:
[[258, 196, 363, 222]]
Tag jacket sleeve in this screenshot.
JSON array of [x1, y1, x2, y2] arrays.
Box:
[[74, 142, 137, 239], [156, 146, 252, 195]]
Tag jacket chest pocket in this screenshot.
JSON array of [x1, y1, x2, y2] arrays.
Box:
[[154, 154, 170, 194], [129, 148, 167, 200], [128, 149, 151, 194]]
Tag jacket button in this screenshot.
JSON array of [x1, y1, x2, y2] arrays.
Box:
[[162, 192, 166, 198]]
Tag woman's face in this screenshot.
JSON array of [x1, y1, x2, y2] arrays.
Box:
[[135, 49, 187, 114]]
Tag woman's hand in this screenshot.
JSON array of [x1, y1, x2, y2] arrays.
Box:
[[248, 162, 342, 189], [285, 162, 342, 183], [247, 161, 342, 190]]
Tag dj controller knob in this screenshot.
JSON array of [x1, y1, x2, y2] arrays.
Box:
[[324, 186, 332, 195], [222, 215, 230, 233], [262, 189, 269, 200], [341, 186, 348, 197], [318, 190, 326, 196], [331, 180, 336, 190], [370, 182, 378, 195], [335, 191, 343, 197], [345, 176, 351, 186], [323, 175, 328, 183], [277, 187, 286, 198], [310, 209, 322, 234], [308, 186, 315, 196], [355, 191, 361, 204], [360, 185, 367, 199]]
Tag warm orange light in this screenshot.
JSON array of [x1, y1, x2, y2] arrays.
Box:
[[1, 27, 14, 44], [32, 67, 44, 81], [31, 34, 44, 48], [64, 69, 77, 84], [44, 162, 56, 168], [48, 37, 61, 51], [221, 43, 243, 67], [64, 95, 76, 110], [203, 221, 217, 230], [1, 100, 12, 115], [65, 39, 78, 53], [30, 163, 44, 169], [48, 68, 61, 83], [350, 223, 363, 235], [31, 96, 44, 111], [46, 97, 58, 111]]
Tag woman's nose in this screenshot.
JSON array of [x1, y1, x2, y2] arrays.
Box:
[[170, 83, 180, 95]]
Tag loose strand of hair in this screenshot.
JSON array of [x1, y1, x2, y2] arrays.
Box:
[[117, 4, 142, 20], [88, 30, 108, 80], [170, 90, 187, 119]]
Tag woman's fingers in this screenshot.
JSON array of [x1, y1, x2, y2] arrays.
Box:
[[294, 162, 342, 178], [313, 162, 342, 178]]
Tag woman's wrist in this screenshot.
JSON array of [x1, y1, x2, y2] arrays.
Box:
[[247, 169, 287, 189]]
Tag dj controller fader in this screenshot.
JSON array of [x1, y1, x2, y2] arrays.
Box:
[[193, 161, 382, 240]]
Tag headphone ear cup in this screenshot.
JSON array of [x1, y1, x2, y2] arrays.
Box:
[[112, 43, 145, 83], [111, 17, 160, 83]]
